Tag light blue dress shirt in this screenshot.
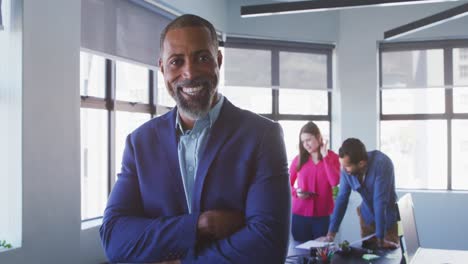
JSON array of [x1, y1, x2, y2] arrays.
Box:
[[329, 150, 398, 239], [175, 95, 224, 213]]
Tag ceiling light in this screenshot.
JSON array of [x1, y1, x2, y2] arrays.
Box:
[[241, 0, 460, 18], [384, 2, 468, 40]]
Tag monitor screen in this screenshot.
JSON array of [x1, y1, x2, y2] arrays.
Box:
[[398, 193, 421, 263]]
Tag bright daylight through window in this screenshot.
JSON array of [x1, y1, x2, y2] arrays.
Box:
[[380, 42, 468, 190]]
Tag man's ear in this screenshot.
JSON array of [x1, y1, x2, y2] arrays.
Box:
[[358, 160, 367, 169], [159, 58, 164, 74], [217, 50, 223, 68]]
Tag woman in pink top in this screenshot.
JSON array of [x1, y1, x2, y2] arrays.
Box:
[[290, 122, 340, 242]]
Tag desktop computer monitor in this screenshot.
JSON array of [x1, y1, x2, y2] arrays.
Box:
[[397, 193, 421, 263]]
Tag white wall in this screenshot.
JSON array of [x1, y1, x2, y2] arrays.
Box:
[[0, 0, 94, 263], [157, 0, 229, 32]]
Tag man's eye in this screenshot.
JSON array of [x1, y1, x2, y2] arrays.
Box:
[[199, 55, 210, 62], [170, 59, 183, 66]]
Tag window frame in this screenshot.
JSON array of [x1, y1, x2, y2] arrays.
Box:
[[80, 52, 166, 221], [223, 37, 334, 137], [379, 39, 468, 191]]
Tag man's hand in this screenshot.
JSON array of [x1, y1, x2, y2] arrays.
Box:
[[316, 232, 336, 242], [376, 238, 399, 249], [197, 210, 245, 241]]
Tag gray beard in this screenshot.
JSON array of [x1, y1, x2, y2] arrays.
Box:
[[169, 76, 219, 120], [174, 90, 218, 120]]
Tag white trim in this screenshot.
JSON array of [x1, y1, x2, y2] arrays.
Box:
[[380, 85, 468, 90], [80, 47, 159, 71], [81, 218, 103, 230]]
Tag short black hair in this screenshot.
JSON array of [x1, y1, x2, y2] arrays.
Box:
[[160, 14, 218, 55], [339, 138, 368, 164]]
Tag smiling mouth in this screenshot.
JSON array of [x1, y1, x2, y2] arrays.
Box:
[[179, 86, 204, 96]]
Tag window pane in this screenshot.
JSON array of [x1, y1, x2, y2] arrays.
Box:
[[279, 89, 328, 115], [81, 108, 108, 220], [279, 51, 327, 90], [115, 112, 150, 174], [453, 87, 468, 113], [220, 86, 272, 114], [224, 47, 271, 88], [156, 70, 176, 107], [80, 52, 105, 98], [380, 120, 447, 189], [453, 48, 468, 86], [116, 61, 149, 103], [279, 120, 330, 165], [381, 49, 444, 88], [382, 88, 445, 114], [452, 120, 468, 190]]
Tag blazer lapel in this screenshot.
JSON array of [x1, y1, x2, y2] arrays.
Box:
[[191, 99, 239, 212], [156, 109, 188, 212]]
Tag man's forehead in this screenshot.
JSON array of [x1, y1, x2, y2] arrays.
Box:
[[163, 27, 214, 54], [164, 26, 211, 43], [339, 156, 352, 165]]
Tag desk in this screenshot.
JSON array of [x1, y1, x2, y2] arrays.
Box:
[[286, 241, 402, 264], [411, 248, 468, 264]]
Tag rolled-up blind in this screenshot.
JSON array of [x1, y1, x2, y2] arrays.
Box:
[[81, 0, 172, 67], [224, 37, 332, 90], [381, 49, 445, 89], [224, 46, 272, 88]]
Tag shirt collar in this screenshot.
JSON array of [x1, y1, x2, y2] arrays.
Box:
[[175, 93, 224, 134]]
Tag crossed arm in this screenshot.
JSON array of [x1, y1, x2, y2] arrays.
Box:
[[100, 123, 291, 263]]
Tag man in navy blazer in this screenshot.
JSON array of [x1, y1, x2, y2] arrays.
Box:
[[99, 14, 291, 263]]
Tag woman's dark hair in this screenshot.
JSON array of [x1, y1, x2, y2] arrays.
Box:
[[297, 121, 323, 171], [338, 138, 368, 164]]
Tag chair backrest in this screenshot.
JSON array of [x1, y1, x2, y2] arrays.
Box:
[[397, 193, 421, 263]]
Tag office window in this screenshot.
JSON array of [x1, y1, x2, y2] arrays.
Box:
[[380, 120, 447, 189], [380, 41, 468, 190], [80, 52, 105, 98], [80, 52, 107, 220], [115, 111, 151, 173], [459, 48, 468, 61], [156, 70, 176, 108], [222, 47, 272, 113], [116, 61, 149, 103], [81, 108, 108, 220], [0, 0, 22, 247], [224, 38, 333, 163], [80, 51, 159, 221]]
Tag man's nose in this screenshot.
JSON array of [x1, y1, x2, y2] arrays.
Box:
[[182, 61, 198, 79]]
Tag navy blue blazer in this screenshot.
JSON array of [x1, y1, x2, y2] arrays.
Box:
[[100, 99, 291, 263]]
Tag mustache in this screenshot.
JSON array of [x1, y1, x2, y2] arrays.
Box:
[[175, 77, 211, 89]]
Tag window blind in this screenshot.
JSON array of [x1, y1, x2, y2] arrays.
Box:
[[81, 0, 172, 67]]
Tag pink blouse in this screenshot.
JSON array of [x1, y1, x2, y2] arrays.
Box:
[[289, 150, 340, 217]]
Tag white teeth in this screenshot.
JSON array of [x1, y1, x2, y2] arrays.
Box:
[[182, 86, 203, 95]]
